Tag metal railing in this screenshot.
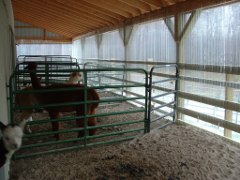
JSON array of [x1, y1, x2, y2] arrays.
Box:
[[9, 64, 149, 159], [147, 64, 179, 131]]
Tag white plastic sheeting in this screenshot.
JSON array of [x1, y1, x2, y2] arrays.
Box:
[[16, 43, 72, 57], [127, 19, 176, 63], [180, 2, 240, 141], [99, 30, 124, 60]]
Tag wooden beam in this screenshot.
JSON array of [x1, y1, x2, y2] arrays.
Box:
[[14, 0, 106, 29], [39, 0, 114, 26], [55, 0, 122, 25], [15, 25, 34, 28], [16, 38, 72, 44], [82, 0, 133, 18], [14, 4, 100, 37], [99, 0, 142, 16], [178, 107, 240, 134], [15, 13, 75, 38], [142, 0, 165, 8], [125, 0, 238, 26], [71, 0, 126, 21], [16, 36, 72, 42], [119, 0, 152, 13], [74, 0, 238, 39]]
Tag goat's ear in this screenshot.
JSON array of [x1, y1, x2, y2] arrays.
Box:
[[19, 119, 27, 130], [0, 121, 6, 131]]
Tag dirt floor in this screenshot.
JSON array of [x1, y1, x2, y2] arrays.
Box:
[[10, 92, 240, 180], [10, 123, 240, 180]]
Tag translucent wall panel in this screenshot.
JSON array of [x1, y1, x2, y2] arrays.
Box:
[[184, 115, 224, 136], [99, 30, 124, 60], [72, 39, 82, 60], [83, 36, 98, 59], [127, 19, 176, 63], [180, 2, 240, 141], [16, 44, 72, 57], [181, 70, 226, 100], [182, 3, 240, 67]]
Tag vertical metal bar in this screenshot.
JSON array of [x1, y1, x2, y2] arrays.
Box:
[[144, 70, 149, 133], [83, 69, 88, 146], [45, 63, 49, 86], [173, 65, 179, 123], [147, 67, 154, 133]]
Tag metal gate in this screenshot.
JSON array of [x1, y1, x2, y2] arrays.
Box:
[[9, 62, 149, 159], [148, 64, 179, 130]]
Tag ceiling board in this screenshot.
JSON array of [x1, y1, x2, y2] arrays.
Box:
[[13, 0, 237, 40]]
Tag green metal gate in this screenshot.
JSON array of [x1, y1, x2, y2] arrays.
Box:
[[9, 62, 149, 159]]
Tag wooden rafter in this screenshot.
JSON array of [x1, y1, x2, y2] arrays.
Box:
[[81, 0, 133, 18], [12, 0, 238, 40], [119, 0, 152, 13]]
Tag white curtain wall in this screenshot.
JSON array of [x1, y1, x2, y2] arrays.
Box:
[[180, 2, 240, 141], [16, 43, 72, 57]]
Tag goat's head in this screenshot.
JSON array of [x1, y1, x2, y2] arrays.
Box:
[[69, 72, 82, 83], [0, 120, 26, 151]]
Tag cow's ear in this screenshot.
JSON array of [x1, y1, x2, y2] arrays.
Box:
[[0, 121, 6, 131]]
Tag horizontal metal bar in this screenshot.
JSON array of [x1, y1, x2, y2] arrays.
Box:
[[14, 99, 99, 110], [152, 86, 173, 92], [23, 109, 144, 128], [152, 78, 177, 84], [151, 112, 174, 123], [86, 128, 144, 140], [14, 136, 136, 159], [24, 127, 83, 138], [24, 119, 145, 138], [21, 128, 144, 150], [151, 90, 176, 99], [14, 95, 146, 111], [155, 121, 174, 129], [14, 87, 86, 94], [123, 90, 144, 98], [180, 76, 240, 89], [17, 68, 147, 74], [21, 137, 83, 149], [151, 72, 176, 79], [81, 59, 240, 74], [151, 64, 178, 69], [179, 63, 240, 75], [87, 120, 144, 130], [151, 101, 176, 111], [95, 84, 144, 90]]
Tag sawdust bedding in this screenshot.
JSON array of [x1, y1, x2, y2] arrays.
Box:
[[10, 123, 240, 180], [10, 92, 240, 180]]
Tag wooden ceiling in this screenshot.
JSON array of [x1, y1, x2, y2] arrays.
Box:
[[12, 0, 236, 40]]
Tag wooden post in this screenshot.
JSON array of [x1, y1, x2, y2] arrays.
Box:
[[224, 74, 233, 138]]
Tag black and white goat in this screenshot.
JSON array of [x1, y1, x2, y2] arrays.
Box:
[[0, 120, 26, 168]]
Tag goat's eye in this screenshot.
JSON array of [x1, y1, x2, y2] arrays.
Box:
[[5, 137, 10, 141]]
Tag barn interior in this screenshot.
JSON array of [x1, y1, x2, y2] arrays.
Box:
[[0, 0, 240, 179]]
